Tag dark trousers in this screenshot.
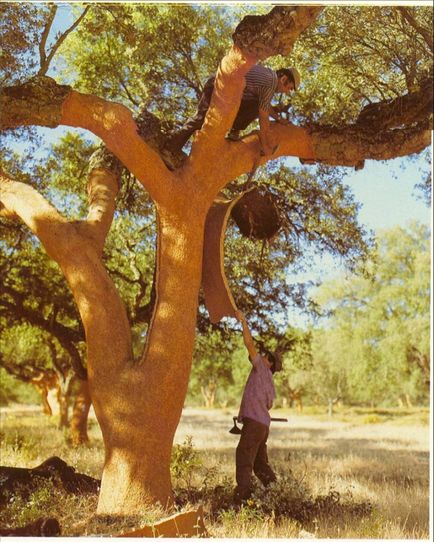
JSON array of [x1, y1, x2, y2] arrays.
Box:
[[167, 76, 260, 151], [234, 417, 277, 503]]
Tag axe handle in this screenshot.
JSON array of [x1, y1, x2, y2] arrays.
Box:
[[233, 416, 288, 422]]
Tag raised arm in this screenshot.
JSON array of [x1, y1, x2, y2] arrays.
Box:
[[235, 310, 258, 363], [258, 108, 275, 156]]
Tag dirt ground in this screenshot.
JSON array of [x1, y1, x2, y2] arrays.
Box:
[[0, 404, 430, 538], [175, 406, 429, 452]]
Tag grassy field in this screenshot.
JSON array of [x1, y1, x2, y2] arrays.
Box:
[[0, 405, 430, 538]]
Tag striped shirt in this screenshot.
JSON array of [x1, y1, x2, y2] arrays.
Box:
[[244, 65, 278, 112], [238, 354, 276, 427]]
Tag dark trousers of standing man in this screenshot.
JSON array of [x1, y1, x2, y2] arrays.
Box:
[[234, 417, 277, 504], [166, 76, 260, 152]]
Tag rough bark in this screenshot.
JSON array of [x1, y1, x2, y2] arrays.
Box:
[[355, 76, 433, 132], [0, 76, 71, 129], [309, 121, 431, 167], [233, 5, 324, 59]]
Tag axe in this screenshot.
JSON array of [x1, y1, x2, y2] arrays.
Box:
[[229, 416, 288, 434]]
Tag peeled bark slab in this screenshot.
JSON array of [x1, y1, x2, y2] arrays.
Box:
[[0, 457, 100, 503], [231, 187, 281, 240], [0, 517, 61, 537], [202, 194, 244, 323], [119, 506, 207, 538], [202, 188, 280, 324]]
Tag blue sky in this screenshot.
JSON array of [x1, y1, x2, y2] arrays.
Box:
[[284, 155, 431, 278]]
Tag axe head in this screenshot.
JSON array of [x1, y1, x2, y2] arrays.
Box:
[[229, 417, 242, 435]]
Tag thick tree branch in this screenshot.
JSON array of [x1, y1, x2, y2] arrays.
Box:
[[188, 5, 324, 182], [0, 171, 72, 261], [309, 121, 431, 167], [233, 5, 324, 60], [356, 76, 433, 131], [81, 165, 119, 254], [0, 77, 176, 206], [0, 172, 132, 381], [0, 76, 72, 129]]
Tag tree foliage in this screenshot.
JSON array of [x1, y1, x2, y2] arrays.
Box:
[[311, 223, 430, 407]]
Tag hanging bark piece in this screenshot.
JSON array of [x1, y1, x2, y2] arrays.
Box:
[[119, 505, 207, 538], [231, 186, 281, 240], [202, 194, 244, 323]]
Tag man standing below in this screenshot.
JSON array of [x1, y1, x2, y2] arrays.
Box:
[[164, 65, 300, 159], [233, 310, 283, 505]]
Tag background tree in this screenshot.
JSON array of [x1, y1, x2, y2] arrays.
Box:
[[274, 328, 312, 410], [0, 4, 431, 515], [189, 331, 236, 407], [313, 222, 430, 407]]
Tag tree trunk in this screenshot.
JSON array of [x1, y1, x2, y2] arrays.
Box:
[[95, 207, 207, 514], [58, 391, 69, 428], [38, 387, 52, 416], [70, 379, 91, 446], [56, 375, 73, 429], [200, 382, 216, 408]]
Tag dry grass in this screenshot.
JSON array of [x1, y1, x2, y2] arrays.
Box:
[[0, 404, 430, 538]]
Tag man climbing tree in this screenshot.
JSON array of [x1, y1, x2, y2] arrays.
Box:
[[0, 4, 432, 516], [164, 65, 300, 163]]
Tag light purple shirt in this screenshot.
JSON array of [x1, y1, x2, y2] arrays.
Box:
[[238, 354, 276, 427]]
